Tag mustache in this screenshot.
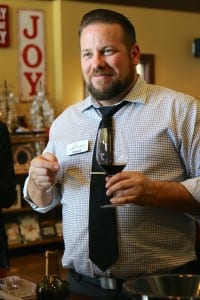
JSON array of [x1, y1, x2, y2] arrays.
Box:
[[92, 69, 114, 76]]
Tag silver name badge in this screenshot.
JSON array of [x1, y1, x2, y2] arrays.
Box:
[[67, 140, 89, 156]]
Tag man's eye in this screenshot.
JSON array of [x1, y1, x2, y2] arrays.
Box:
[[104, 49, 114, 55], [82, 52, 92, 59]]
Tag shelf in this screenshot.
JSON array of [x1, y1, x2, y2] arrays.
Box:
[[5, 206, 62, 250], [3, 207, 32, 214], [3, 132, 63, 254], [10, 132, 48, 144], [8, 239, 64, 256], [8, 236, 63, 250]]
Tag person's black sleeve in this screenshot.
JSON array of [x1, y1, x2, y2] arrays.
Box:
[[0, 122, 17, 208]]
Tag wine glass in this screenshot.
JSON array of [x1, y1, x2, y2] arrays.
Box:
[[96, 127, 128, 208]]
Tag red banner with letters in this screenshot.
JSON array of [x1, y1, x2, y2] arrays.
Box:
[[18, 10, 46, 101], [0, 5, 9, 47]]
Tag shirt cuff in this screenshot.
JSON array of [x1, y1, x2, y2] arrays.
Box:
[[23, 176, 60, 213], [181, 178, 200, 203]]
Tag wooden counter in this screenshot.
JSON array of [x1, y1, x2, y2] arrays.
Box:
[[0, 268, 91, 300]]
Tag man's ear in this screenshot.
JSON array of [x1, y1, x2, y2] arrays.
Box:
[[131, 43, 140, 65]]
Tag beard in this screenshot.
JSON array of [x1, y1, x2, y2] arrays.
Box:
[[86, 70, 134, 101]]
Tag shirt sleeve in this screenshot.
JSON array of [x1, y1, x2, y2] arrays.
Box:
[[180, 97, 200, 203]]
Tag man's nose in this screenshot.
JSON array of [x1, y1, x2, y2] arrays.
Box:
[[92, 52, 106, 68]]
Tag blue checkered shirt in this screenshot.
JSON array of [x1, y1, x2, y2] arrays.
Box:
[[24, 76, 200, 279]]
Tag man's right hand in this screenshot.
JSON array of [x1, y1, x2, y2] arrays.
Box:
[[28, 152, 59, 193]]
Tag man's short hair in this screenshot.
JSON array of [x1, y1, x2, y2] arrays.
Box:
[[79, 8, 136, 47]]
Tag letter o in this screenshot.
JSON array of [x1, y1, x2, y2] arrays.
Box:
[[22, 44, 42, 68]]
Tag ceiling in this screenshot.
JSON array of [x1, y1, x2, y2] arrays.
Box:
[[70, 0, 200, 13]]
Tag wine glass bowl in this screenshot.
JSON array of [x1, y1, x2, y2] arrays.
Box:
[[96, 127, 128, 207], [96, 127, 127, 175]]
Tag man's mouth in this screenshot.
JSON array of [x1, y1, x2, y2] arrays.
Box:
[[92, 70, 113, 77]]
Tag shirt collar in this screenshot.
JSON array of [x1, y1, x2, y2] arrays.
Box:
[[81, 75, 148, 113]]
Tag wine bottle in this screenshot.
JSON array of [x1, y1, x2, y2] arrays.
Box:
[[36, 250, 70, 300]]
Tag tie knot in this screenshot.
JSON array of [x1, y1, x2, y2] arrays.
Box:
[[98, 106, 115, 118], [97, 101, 128, 128]]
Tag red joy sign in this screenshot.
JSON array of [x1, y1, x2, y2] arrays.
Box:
[[0, 5, 9, 47], [18, 10, 46, 101]]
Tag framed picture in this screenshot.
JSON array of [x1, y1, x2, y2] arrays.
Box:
[[11, 133, 48, 175], [137, 54, 155, 83], [19, 214, 41, 243], [18, 9, 46, 101], [5, 221, 22, 246], [0, 5, 9, 48], [39, 220, 57, 239]]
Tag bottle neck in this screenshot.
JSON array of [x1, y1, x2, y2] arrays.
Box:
[[45, 250, 59, 276]]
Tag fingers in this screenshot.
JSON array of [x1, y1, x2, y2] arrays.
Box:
[[42, 152, 59, 165], [105, 171, 150, 206], [105, 171, 132, 193], [29, 152, 59, 192], [31, 152, 59, 170], [105, 172, 131, 205], [110, 195, 135, 206]]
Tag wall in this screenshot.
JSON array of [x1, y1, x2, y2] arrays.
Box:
[[0, 0, 200, 120], [0, 0, 54, 118], [61, 1, 200, 108]]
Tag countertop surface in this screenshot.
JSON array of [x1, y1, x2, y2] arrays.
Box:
[[0, 268, 91, 300]]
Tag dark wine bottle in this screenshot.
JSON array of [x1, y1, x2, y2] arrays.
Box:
[[36, 250, 70, 300]]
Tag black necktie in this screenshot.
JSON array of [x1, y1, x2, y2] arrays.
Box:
[[89, 101, 128, 271]]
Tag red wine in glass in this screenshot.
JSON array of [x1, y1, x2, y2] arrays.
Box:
[[100, 163, 126, 175]]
